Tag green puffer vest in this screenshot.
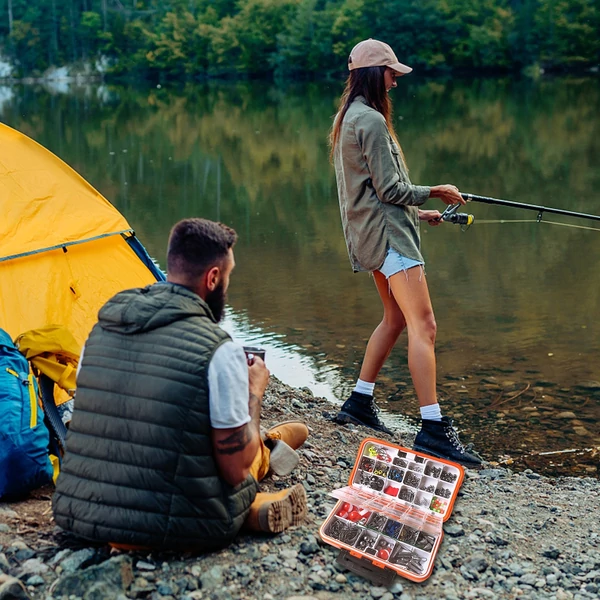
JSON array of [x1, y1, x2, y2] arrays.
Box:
[[52, 282, 259, 551]]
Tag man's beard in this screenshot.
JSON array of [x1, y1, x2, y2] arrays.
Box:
[[206, 281, 227, 322]]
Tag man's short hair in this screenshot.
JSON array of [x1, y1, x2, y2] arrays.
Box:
[[167, 218, 238, 282]]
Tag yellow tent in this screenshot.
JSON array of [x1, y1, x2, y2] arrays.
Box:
[[0, 123, 164, 346]]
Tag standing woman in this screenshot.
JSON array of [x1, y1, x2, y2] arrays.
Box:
[[330, 39, 481, 466]]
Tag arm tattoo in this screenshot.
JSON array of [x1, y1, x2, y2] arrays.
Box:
[[248, 392, 261, 424], [216, 427, 251, 455]]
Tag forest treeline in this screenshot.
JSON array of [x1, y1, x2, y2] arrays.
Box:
[[1, 0, 599, 79]]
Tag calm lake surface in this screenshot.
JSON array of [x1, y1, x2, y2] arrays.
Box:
[[2, 76, 599, 475]]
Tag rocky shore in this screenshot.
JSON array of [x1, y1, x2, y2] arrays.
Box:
[[1, 377, 598, 600]]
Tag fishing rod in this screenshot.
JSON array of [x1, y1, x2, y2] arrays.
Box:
[[440, 193, 600, 227]]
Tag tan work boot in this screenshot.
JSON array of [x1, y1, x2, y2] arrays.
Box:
[[264, 421, 309, 451], [244, 483, 307, 533], [287, 481, 308, 526]]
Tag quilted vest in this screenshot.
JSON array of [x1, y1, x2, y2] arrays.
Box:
[[52, 282, 259, 550]]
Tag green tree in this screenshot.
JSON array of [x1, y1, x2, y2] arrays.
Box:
[[9, 19, 43, 74], [274, 0, 337, 77], [536, 0, 600, 67], [0, 0, 598, 78]]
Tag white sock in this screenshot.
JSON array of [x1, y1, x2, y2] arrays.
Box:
[[354, 379, 375, 396], [420, 403, 442, 421]]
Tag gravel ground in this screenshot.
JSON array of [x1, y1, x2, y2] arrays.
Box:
[[0, 377, 598, 600]]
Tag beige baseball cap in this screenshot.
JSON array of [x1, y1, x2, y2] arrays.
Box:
[[348, 39, 412, 74]]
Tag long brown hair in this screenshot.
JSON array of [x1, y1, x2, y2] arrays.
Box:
[[329, 66, 405, 166]]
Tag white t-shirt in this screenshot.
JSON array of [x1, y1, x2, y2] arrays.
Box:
[[207, 341, 251, 429], [77, 340, 250, 429]]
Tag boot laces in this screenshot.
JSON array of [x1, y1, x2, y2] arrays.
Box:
[[369, 399, 386, 427], [444, 424, 465, 454]]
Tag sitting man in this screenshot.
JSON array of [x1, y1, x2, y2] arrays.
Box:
[[52, 218, 308, 551]]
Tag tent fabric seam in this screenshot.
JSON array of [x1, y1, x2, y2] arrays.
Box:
[[0, 229, 133, 262]]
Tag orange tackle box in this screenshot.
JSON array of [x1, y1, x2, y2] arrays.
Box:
[[319, 438, 464, 584]]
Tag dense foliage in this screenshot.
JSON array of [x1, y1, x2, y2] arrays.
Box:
[[1, 0, 599, 79]]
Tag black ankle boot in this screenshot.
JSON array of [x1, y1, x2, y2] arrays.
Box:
[[413, 417, 482, 466], [336, 391, 393, 435]]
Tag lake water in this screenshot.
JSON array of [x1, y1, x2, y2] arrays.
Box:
[[2, 76, 598, 476]]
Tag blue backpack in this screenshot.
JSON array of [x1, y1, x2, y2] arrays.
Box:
[[0, 328, 54, 498]]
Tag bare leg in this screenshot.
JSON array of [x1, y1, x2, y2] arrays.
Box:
[[358, 270, 407, 382], [387, 267, 437, 407]]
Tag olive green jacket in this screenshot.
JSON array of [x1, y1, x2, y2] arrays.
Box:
[[334, 96, 431, 271], [52, 282, 259, 551]]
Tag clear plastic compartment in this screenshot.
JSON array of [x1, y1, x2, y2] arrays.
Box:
[[397, 524, 420, 547], [363, 443, 394, 464], [387, 466, 405, 484], [366, 474, 386, 492], [440, 465, 460, 485], [398, 485, 416, 503], [429, 495, 449, 515], [373, 534, 397, 561], [407, 461, 424, 474], [323, 516, 362, 546], [389, 543, 432, 576], [383, 481, 401, 498], [366, 512, 388, 532], [353, 469, 369, 487], [423, 461, 444, 479], [434, 483, 453, 499], [355, 528, 379, 553], [373, 460, 390, 478], [418, 476, 437, 494], [358, 456, 375, 473], [414, 530, 437, 553], [414, 491, 433, 508], [382, 517, 403, 540], [354, 470, 386, 492], [403, 470, 422, 489], [392, 455, 409, 468]]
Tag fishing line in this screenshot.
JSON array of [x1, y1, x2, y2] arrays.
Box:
[[471, 219, 600, 233]]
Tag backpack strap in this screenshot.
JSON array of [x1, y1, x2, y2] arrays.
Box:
[[39, 374, 68, 451]]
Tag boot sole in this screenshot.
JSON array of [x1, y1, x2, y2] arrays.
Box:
[[413, 444, 482, 467], [259, 496, 292, 533], [336, 411, 393, 435], [288, 483, 308, 526]]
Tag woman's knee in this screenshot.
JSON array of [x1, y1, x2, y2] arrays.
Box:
[[382, 312, 406, 337], [410, 314, 437, 344]]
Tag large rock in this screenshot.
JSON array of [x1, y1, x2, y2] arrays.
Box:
[[0, 577, 31, 600], [50, 555, 133, 597], [59, 548, 97, 573], [83, 581, 128, 600]]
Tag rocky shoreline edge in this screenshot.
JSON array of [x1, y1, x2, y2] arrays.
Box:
[[1, 377, 598, 600]]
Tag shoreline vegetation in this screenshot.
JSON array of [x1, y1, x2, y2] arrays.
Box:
[[0, 377, 599, 599], [0, 64, 598, 87], [1, 1, 599, 83]]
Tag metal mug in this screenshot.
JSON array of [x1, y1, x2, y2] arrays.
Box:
[[243, 346, 266, 362]]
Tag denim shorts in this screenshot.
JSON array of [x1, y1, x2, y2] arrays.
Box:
[[377, 248, 424, 279]]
